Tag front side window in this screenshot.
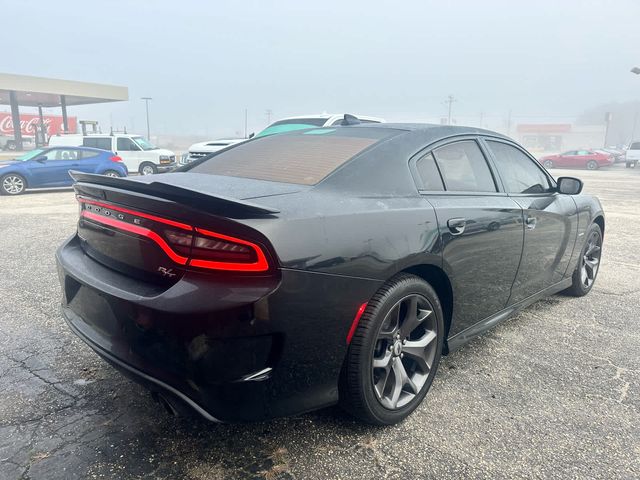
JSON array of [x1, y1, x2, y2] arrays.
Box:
[[630, 142, 640, 150], [432, 140, 496, 192], [486, 140, 552, 194], [46, 148, 80, 161], [117, 137, 140, 151]]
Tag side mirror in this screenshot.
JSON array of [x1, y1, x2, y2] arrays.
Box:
[[557, 176, 583, 195], [34, 156, 47, 163], [248, 132, 255, 139]]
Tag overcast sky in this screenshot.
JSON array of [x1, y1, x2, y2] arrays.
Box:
[[4, 0, 640, 138]]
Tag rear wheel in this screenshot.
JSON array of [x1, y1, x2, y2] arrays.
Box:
[[1, 173, 26, 195], [586, 160, 598, 170], [340, 274, 444, 425], [103, 170, 121, 178], [5, 140, 16, 151], [543, 160, 554, 169], [564, 223, 602, 297], [139, 163, 157, 175]]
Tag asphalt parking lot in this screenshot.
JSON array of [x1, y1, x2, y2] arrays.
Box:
[[0, 165, 638, 480]]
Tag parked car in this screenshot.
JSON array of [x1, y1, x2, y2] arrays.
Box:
[[596, 148, 625, 163], [539, 149, 613, 170], [0, 134, 35, 151], [256, 113, 384, 137], [57, 124, 604, 425], [624, 142, 640, 168], [180, 138, 245, 165], [48, 134, 176, 175], [0, 146, 127, 195]]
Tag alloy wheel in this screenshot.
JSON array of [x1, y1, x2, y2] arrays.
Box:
[[2, 175, 25, 194], [104, 171, 120, 178], [581, 230, 602, 288], [371, 294, 438, 410], [141, 165, 155, 175]]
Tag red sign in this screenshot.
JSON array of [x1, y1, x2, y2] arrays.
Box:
[[0, 112, 77, 136]]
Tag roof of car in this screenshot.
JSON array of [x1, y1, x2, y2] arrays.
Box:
[[47, 145, 111, 153]]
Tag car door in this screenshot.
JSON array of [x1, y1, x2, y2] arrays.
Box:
[[557, 151, 575, 167], [413, 138, 524, 336], [482, 138, 578, 304], [28, 148, 80, 186], [115, 137, 144, 172]]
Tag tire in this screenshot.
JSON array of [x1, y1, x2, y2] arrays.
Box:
[[1, 173, 26, 195], [339, 273, 444, 425], [102, 170, 121, 178], [139, 163, 157, 175], [543, 160, 554, 169], [564, 223, 602, 297], [586, 160, 598, 170], [5, 140, 16, 151]]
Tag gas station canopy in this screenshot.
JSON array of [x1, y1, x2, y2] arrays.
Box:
[[0, 73, 128, 149], [0, 73, 128, 107]]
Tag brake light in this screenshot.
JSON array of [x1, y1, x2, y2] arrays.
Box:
[[110, 155, 123, 162], [78, 198, 271, 272]]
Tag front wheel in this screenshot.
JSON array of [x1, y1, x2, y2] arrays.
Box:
[[139, 163, 157, 175], [543, 160, 554, 169], [586, 160, 599, 170], [340, 274, 444, 425], [564, 223, 602, 297], [1, 173, 26, 195]]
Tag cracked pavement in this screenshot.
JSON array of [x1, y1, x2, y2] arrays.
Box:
[[0, 165, 639, 479]]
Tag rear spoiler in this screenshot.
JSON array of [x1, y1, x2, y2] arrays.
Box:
[[69, 171, 280, 216]]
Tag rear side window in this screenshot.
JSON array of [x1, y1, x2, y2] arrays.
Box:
[[432, 141, 496, 192], [81, 150, 101, 159], [188, 128, 398, 185], [415, 153, 444, 191], [486, 140, 552, 194], [83, 137, 112, 151], [630, 142, 640, 150]]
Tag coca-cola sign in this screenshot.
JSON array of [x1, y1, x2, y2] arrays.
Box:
[[0, 112, 77, 136]]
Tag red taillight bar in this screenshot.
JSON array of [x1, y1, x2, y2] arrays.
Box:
[[81, 210, 188, 265], [110, 155, 123, 162], [79, 198, 191, 231], [78, 198, 271, 273]]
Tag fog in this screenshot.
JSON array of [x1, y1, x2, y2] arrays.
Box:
[[4, 0, 640, 138]]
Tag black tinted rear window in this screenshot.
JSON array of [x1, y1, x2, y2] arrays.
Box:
[[188, 128, 399, 185]]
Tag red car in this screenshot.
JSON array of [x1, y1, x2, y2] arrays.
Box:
[[539, 149, 613, 170]]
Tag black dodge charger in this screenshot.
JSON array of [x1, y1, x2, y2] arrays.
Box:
[[56, 124, 604, 425]]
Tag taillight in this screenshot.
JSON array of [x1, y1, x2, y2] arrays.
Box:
[[78, 198, 271, 272], [110, 156, 123, 162]]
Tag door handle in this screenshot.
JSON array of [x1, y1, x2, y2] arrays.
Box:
[[447, 218, 466, 235], [525, 216, 537, 229]]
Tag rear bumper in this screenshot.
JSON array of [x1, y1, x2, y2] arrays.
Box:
[[56, 235, 381, 421]]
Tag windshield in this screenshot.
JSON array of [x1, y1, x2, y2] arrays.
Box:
[[16, 149, 45, 161], [132, 137, 158, 151]]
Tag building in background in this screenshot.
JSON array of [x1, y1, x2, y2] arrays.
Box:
[[516, 124, 606, 154]]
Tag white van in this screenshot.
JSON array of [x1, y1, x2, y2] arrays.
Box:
[[48, 134, 176, 175]]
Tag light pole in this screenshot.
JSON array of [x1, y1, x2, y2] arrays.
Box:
[[141, 97, 152, 140], [630, 68, 640, 141]]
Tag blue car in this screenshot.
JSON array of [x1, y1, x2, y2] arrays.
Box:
[[0, 146, 128, 195]]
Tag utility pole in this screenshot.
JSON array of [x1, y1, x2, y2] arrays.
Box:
[[244, 109, 248, 138], [141, 97, 152, 140], [445, 95, 456, 125], [265, 109, 273, 125]]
